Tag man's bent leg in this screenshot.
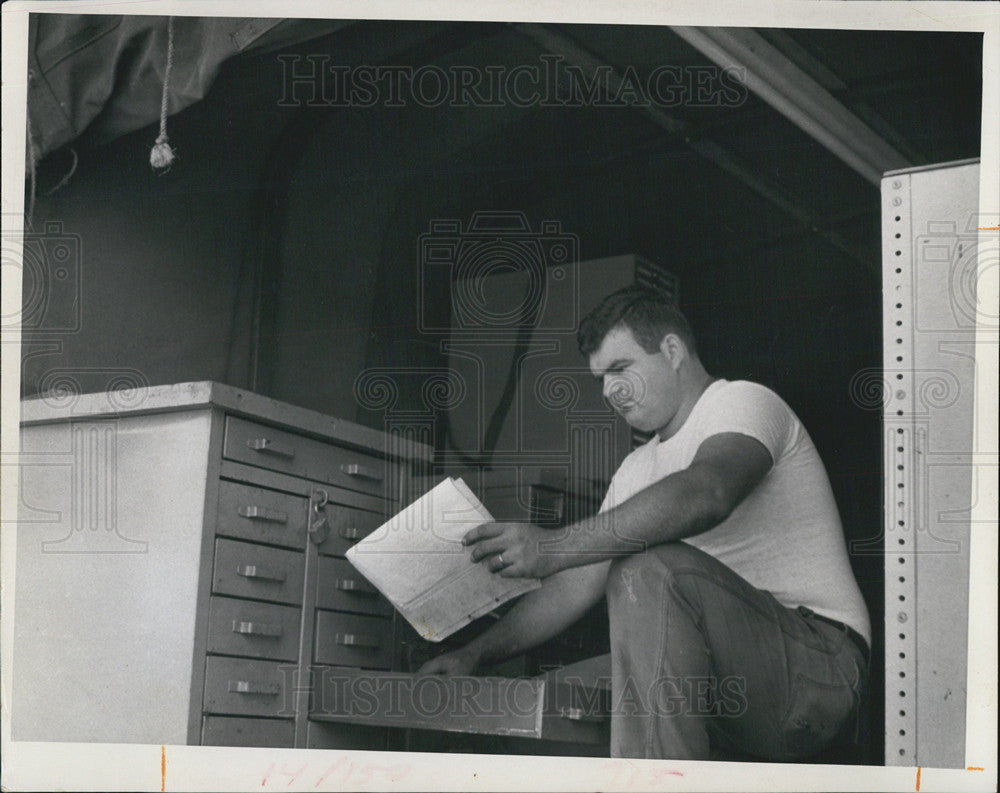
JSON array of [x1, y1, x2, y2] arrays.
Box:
[[606, 544, 714, 759], [606, 542, 865, 760]]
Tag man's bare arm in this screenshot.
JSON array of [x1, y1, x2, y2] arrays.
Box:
[[466, 432, 773, 579], [420, 433, 771, 673], [416, 560, 609, 675]]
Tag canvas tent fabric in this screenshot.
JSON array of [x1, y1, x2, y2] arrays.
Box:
[[25, 15, 347, 169]]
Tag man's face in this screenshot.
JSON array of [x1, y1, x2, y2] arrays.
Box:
[[588, 324, 682, 435]]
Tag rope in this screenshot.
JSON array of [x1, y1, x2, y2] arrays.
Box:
[[25, 111, 37, 230], [150, 16, 176, 170], [46, 148, 78, 195]]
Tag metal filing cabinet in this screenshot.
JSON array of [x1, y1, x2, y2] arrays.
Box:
[[11, 381, 431, 748]]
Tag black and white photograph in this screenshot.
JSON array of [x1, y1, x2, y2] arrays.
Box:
[[1, 1, 996, 790]]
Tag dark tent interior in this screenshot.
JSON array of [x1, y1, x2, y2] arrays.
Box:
[[20, 14, 985, 763]]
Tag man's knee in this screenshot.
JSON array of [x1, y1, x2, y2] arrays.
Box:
[[607, 548, 655, 601], [606, 542, 712, 603]]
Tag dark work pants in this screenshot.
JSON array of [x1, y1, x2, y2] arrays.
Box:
[[605, 542, 867, 761]]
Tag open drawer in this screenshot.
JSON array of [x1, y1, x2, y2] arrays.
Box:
[[307, 662, 610, 746]]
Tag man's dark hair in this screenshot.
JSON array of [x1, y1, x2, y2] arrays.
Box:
[[577, 286, 698, 358]]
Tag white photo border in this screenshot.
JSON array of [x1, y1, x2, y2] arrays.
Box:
[[2, 1, 997, 791]]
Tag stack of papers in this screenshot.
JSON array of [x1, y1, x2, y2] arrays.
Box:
[[346, 477, 541, 641]]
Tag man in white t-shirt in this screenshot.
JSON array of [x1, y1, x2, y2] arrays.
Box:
[[419, 286, 870, 761]]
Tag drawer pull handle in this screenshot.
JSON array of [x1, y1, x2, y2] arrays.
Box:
[[247, 437, 295, 459], [339, 526, 361, 541], [236, 564, 286, 583], [237, 506, 288, 524], [231, 620, 283, 638], [558, 706, 608, 723], [335, 578, 377, 596], [335, 632, 380, 649], [228, 680, 280, 696], [340, 463, 382, 482]]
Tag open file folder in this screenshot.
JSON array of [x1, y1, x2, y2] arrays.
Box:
[[345, 477, 542, 641]]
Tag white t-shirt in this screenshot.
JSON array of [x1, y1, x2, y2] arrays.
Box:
[[599, 379, 871, 644]]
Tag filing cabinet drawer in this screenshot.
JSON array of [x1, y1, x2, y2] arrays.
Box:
[[310, 668, 609, 747], [314, 611, 393, 669], [212, 538, 304, 606], [224, 416, 388, 497], [309, 668, 546, 737], [306, 719, 388, 750], [316, 501, 385, 557], [203, 656, 292, 718], [206, 596, 301, 661], [316, 557, 392, 617], [215, 480, 307, 550], [202, 716, 295, 747]]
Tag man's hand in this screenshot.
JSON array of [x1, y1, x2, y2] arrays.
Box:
[[463, 521, 560, 579], [416, 645, 481, 676]]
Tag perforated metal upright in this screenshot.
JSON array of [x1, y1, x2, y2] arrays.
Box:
[[881, 159, 981, 768]]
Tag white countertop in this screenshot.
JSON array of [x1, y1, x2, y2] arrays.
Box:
[[19, 380, 434, 462]]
